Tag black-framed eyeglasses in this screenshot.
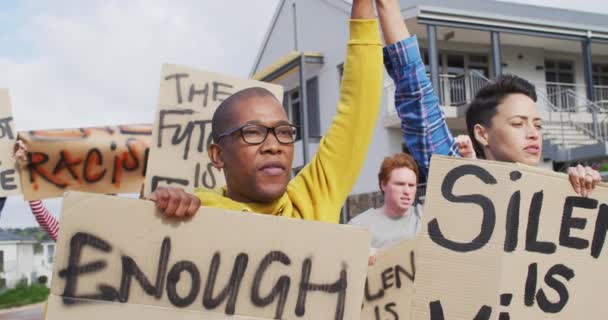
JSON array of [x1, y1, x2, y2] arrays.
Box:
[[215, 124, 299, 145]]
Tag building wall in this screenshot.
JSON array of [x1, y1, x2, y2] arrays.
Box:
[[0, 242, 36, 289], [254, 0, 608, 213], [32, 242, 55, 287]]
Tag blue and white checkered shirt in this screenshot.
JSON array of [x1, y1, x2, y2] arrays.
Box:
[[384, 35, 460, 182]]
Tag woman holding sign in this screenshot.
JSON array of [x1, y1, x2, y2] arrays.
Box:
[[378, 0, 601, 195]]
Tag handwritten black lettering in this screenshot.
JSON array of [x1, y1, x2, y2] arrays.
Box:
[[381, 268, 394, 290], [82, 148, 107, 183], [559, 197, 597, 250], [429, 164, 497, 252], [213, 82, 234, 102], [504, 191, 520, 252], [157, 109, 212, 160], [58, 232, 117, 304], [525, 191, 556, 254], [165, 73, 189, 104], [189, 83, 209, 108], [194, 162, 218, 189], [295, 258, 347, 320], [150, 176, 189, 192], [430, 300, 492, 320], [202, 252, 249, 314], [591, 204, 608, 258], [251, 251, 291, 319], [119, 237, 171, 302], [0, 117, 15, 140], [167, 261, 201, 308], [0, 169, 18, 191], [536, 264, 574, 313]]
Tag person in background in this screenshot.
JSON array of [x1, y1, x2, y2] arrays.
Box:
[[14, 140, 59, 241], [378, 0, 601, 196], [348, 153, 421, 264]]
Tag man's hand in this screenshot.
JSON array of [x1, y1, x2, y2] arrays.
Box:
[[455, 135, 476, 159], [368, 247, 378, 266], [567, 165, 602, 197], [376, 0, 410, 45], [351, 0, 374, 19], [147, 186, 201, 218], [13, 140, 28, 168]]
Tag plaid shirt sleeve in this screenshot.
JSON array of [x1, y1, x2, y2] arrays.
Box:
[[383, 35, 460, 182]]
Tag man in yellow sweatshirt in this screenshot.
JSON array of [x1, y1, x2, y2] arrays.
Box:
[[149, 0, 383, 223]]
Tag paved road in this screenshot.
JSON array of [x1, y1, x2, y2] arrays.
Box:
[[0, 304, 44, 320]]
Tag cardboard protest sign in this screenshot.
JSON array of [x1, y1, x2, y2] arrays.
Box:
[[19, 124, 151, 200], [361, 240, 417, 320], [46, 295, 269, 320], [413, 156, 608, 319], [48, 192, 371, 320], [144, 64, 283, 196], [0, 89, 22, 196]]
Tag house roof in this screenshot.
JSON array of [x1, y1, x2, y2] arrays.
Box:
[[404, 0, 608, 32], [252, 51, 323, 81], [251, 0, 608, 76], [0, 229, 36, 242]]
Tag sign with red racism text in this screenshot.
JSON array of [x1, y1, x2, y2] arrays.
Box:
[[143, 64, 283, 196], [19, 124, 151, 200], [47, 192, 371, 320]]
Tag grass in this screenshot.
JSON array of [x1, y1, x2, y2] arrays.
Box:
[[0, 284, 50, 309]]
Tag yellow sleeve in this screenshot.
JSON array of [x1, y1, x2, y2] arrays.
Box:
[[288, 19, 383, 222]]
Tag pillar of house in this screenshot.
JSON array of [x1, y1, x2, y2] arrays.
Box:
[[491, 31, 502, 77], [582, 37, 595, 101], [427, 24, 440, 94]]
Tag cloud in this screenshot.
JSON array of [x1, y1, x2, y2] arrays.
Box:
[[0, 0, 279, 228], [0, 0, 279, 131]]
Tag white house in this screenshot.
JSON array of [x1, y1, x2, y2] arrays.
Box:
[[250, 0, 608, 218], [0, 230, 54, 290]]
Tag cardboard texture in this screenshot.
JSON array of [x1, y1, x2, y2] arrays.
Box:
[[361, 239, 417, 320], [48, 192, 371, 320], [0, 89, 22, 196], [413, 156, 608, 319], [144, 64, 283, 196], [18, 124, 151, 200]]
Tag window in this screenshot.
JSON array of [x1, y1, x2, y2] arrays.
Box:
[[306, 77, 321, 138], [545, 59, 575, 84], [283, 88, 302, 139], [593, 63, 608, 86], [282, 76, 321, 140], [545, 59, 576, 109], [48, 244, 55, 264], [0, 251, 3, 272], [468, 54, 489, 77], [34, 243, 43, 254]]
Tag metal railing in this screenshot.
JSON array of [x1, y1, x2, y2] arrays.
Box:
[[385, 71, 490, 115], [385, 74, 608, 148], [536, 87, 608, 146], [595, 85, 608, 108]]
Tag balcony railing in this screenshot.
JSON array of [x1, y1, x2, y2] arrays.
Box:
[[536, 82, 608, 112], [595, 85, 608, 109], [385, 70, 489, 115], [386, 76, 608, 117]]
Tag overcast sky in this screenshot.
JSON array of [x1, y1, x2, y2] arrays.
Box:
[[1, 0, 607, 228]]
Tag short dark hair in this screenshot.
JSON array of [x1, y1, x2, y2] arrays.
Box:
[[466, 74, 537, 158], [211, 87, 278, 142]]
